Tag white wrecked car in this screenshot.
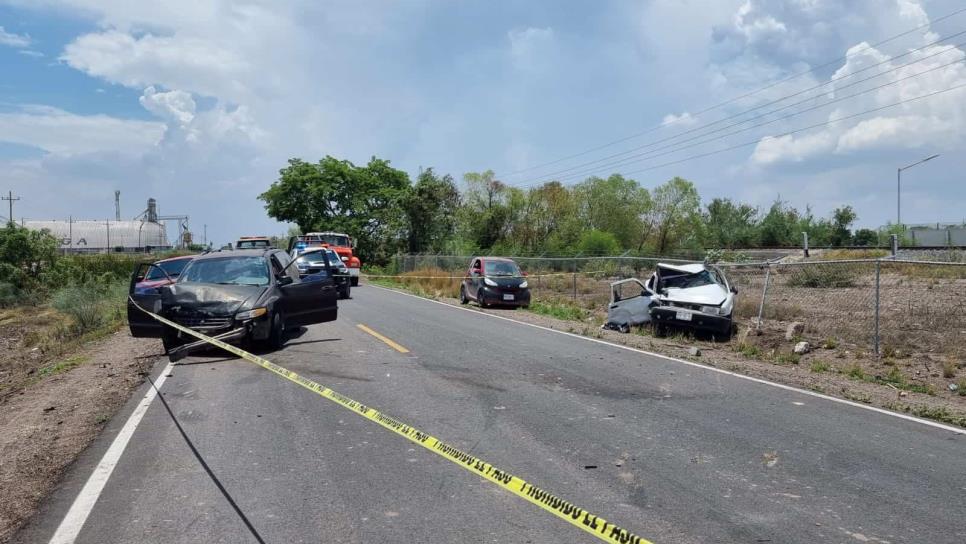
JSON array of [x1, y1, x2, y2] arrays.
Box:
[[649, 263, 736, 337], [604, 263, 736, 337]]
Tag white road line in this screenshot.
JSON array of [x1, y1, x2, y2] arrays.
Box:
[[368, 284, 966, 435], [49, 361, 175, 544]]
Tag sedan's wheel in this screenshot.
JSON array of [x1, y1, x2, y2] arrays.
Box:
[[340, 283, 350, 299], [459, 286, 469, 304], [477, 289, 488, 308], [267, 312, 286, 350], [350, 276, 359, 287]]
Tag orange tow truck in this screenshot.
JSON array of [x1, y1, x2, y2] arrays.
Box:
[[289, 232, 361, 286]]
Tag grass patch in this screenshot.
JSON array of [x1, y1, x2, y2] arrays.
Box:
[[810, 360, 830, 373], [529, 300, 587, 321], [821, 249, 889, 260], [943, 360, 957, 379], [38, 355, 89, 378], [822, 337, 838, 350], [785, 265, 857, 288], [845, 364, 866, 380], [736, 343, 761, 359], [773, 352, 801, 365]]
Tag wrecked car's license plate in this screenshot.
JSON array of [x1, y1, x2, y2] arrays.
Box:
[[503, 294, 515, 301], [675, 310, 692, 321]]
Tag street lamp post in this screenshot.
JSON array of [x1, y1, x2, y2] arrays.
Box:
[[897, 154, 939, 225]]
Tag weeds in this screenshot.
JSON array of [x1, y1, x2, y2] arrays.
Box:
[[38, 355, 89, 378], [810, 360, 830, 373], [822, 337, 838, 350], [529, 300, 588, 321], [846, 364, 866, 380], [736, 343, 761, 359], [785, 265, 856, 288], [773, 352, 801, 365], [942, 360, 957, 379]]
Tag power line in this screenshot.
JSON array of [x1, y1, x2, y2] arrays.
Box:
[[519, 52, 966, 186], [497, 5, 966, 179], [613, 82, 966, 177], [512, 30, 966, 185]]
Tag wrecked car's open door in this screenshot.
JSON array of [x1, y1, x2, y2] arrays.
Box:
[[604, 278, 653, 332], [127, 262, 164, 338], [277, 252, 338, 327]]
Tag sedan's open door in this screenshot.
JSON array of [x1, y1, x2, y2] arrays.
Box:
[[278, 254, 338, 327], [127, 262, 165, 338]]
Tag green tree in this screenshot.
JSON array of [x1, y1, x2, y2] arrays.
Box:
[[644, 177, 702, 254], [829, 205, 858, 246], [0, 224, 59, 293], [259, 156, 410, 264], [577, 229, 620, 256], [704, 198, 759, 249], [759, 199, 800, 246], [402, 168, 460, 253], [574, 174, 650, 250], [460, 170, 512, 250]]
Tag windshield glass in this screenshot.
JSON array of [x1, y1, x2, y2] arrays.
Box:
[[297, 250, 330, 265], [484, 260, 521, 277], [179, 256, 270, 286], [145, 258, 190, 280], [660, 270, 717, 290]]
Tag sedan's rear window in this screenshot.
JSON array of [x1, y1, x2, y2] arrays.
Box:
[[179, 257, 270, 286]]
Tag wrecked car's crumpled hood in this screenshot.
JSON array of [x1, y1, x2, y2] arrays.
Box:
[[163, 283, 266, 316], [659, 283, 728, 305]]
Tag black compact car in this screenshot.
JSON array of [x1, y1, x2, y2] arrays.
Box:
[[459, 257, 530, 308], [294, 248, 351, 299], [127, 248, 339, 360]]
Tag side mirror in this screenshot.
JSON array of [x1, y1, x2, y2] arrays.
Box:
[[277, 275, 294, 286]]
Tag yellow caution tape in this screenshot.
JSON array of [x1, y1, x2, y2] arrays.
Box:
[[360, 270, 612, 280], [131, 300, 651, 544]]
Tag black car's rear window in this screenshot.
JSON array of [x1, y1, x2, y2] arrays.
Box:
[[179, 257, 270, 286]]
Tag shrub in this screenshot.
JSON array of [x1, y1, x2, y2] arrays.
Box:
[[846, 364, 865, 380], [577, 230, 620, 257], [528, 300, 587, 321], [785, 265, 856, 288], [810, 361, 830, 373], [51, 279, 127, 334]]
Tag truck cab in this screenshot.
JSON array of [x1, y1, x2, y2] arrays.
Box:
[[289, 232, 361, 286]]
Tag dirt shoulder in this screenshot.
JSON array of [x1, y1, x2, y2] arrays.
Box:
[[370, 281, 966, 430], [0, 330, 162, 543]]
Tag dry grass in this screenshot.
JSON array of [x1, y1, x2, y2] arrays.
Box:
[[396, 268, 462, 298], [820, 249, 889, 260]]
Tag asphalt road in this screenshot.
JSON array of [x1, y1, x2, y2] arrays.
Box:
[[16, 285, 966, 543]]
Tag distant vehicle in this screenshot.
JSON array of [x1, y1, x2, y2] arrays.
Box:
[[289, 232, 361, 286], [295, 248, 351, 299], [459, 257, 530, 308], [133, 254, 195, 294], [235, 236, 273, 249], [127, 248, 339, 360], [648, 263, 736, 338]]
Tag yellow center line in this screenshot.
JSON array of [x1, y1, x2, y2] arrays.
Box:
[[356, 323, 410, 353]]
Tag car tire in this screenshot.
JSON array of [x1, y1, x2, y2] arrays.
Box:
[[340, 283, 350, 299], [350, 276, 359, 287], [267, 311, 286, 350], [477, 289, 487, 308], [459, 286, 469, 304]]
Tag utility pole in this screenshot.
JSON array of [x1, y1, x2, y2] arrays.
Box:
[[204, 224, 207, 247], [897, 154, 940, 225], [2, 191, 20, 226]]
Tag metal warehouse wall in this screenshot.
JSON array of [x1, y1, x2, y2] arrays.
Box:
[[24, 220, 170, 251]]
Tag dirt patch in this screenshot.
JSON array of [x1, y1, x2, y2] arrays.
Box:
[[0, 330, 162, 543], [370, 281, 966, 429]]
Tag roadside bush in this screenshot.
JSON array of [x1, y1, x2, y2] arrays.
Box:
[[785, 265, 856, 288], [51, 278, 127, 334]]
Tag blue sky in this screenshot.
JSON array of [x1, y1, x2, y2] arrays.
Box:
[[1, 0, 964, 246]]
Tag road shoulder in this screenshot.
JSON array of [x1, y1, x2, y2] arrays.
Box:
[[0, 331, 163, 543]]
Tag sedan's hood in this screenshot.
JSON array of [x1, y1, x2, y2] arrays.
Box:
[[659, 283, 728, 305], [487, 275, 527, 288], [163, 283, 266, 316]]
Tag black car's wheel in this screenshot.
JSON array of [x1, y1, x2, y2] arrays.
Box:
[[350, 276, 359, 287], [340, 282, 350, 299], [267, 311, 286, 350], [477, 289, 488, 308], [459, 285, 469, 304]]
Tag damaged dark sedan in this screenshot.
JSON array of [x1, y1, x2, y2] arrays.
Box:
[[127, 248, 338, 360]]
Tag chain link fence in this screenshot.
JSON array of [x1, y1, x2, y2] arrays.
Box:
[[388, 253, 966, 360]]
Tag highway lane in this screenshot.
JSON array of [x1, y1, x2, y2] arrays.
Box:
[[16, 284, 966, 543]]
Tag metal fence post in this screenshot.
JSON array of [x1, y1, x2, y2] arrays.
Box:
[[874, 259, 881, 357], [756, 264, 772, 331]]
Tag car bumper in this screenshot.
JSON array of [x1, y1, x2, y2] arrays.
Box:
[[348, 267, 360, 278], [481, 287, 531, 306], [650, 306, 732, 334]]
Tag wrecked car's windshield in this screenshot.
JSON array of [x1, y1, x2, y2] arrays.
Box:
[[179, 257, 270, 286], [485, 261, 521, 276], [661, 270, 717, 290]]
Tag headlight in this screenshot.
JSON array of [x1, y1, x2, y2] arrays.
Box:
[[484, 277, 498, 287], [519, 280, 528, 288], [235, 307, 268, 320], [341, 256, 349, 262], [701, 305, 722, 315]]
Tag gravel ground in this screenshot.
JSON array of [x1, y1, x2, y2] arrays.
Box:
[[0, 330, 161, 543]]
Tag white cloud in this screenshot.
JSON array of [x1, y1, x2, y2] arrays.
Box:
[[17, 49, 44, 57], [0, 105, 164, 155], [661, 111, 697, 127], [0, 25, 31, 47], [139, 86, 195, 129]]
